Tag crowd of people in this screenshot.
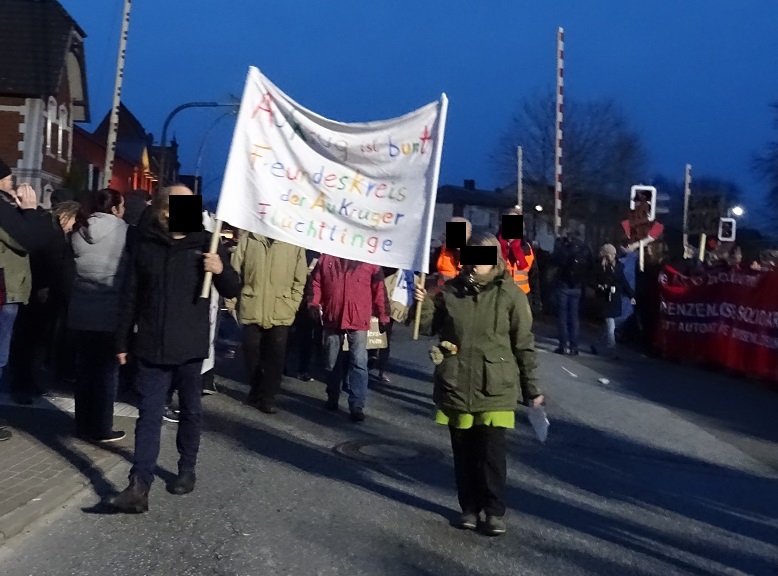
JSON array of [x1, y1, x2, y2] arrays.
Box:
[[3, 154, 768, 535]]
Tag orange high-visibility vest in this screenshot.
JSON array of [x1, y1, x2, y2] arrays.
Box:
[[506, 245, 535, 294], [436, 244, 461, 286]]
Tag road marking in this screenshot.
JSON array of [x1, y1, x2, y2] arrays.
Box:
[[561, 366, 579, 378]]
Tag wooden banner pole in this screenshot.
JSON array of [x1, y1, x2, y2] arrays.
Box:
[[412, 273, 427, 340], [200, 219, 223, 299]]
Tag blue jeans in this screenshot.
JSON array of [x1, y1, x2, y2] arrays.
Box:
[[0, 303, 20, 386], [602, 318, 617, 351], [130, 359, 203, 488], [615, 296, 633, 329], [323, 329, 369, 411], [556, 288, 582, 350], [73, 331, 119, 439]]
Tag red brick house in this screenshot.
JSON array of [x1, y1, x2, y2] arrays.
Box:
[[0, 0, 90, 206]]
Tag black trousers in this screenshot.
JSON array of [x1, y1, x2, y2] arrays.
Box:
[[243, 324, 290, 403], [449, 426, 507, 517], [9, 300, 52, 394], [131, 359, 202, 487], [73, 330, 119, 439], [294, 307, 322, 374]]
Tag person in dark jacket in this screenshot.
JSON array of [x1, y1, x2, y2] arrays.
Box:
[[552, 231, 593, 355], [414, 232, 543, 537], [109, 185, 240, 513], [590, 244, 635, 359], [68, 189, 128, 442], [9, 200, 79, 400]]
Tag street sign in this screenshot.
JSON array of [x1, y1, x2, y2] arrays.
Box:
[[630, 185, 657, 222], [719, 217, 736, 242]]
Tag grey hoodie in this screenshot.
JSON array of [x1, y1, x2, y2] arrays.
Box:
[[68, 213, 129, 332]]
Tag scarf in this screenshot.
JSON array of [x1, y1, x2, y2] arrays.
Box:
[[497, 233, 528, 269]]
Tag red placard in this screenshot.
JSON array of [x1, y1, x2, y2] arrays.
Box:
[[655, 265, 778, 385]]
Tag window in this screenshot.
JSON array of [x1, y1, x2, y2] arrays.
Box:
[[57, 105, 68, 159], [46, 97, 57, 154]]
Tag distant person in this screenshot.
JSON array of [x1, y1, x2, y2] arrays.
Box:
[[308, 255, 389, 422], [590, 244, 635, 360], [434, 217, 471, 286], [109, 185, 240, 513], [122, 189, 152, 227], [414, 232, 543, 537], [496, 207, 541, 315], [291, 250, 322, 382], [552, 230, 593, 355]]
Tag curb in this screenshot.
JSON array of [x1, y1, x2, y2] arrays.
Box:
[[0, 452, 122, 544]]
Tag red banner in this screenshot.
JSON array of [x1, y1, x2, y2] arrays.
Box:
[[655, 265, 778, 384]]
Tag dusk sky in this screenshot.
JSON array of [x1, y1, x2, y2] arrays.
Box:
[[62, 0, 778, 224]]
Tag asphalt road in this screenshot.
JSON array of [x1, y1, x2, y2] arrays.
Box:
[[1, 324, 776, 576]]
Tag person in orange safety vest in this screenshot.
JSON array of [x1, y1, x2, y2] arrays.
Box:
[[497, 207, 541, 314], [433, 217, 471, 287]]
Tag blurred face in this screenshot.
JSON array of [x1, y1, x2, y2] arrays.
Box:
[[0, 174, 13, 194], [112, 196, 125, 219], [161, 186, 194, 235]]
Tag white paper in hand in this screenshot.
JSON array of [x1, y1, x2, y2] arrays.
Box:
[[527, 405, 550, 443]]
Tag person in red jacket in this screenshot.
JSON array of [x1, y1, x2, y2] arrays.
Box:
[[308, 255, 389, 422]]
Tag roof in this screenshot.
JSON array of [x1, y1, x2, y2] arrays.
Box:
[[93, 103, 151, 165], [0, 0, 89, 120], [437, 183, 521, 209]]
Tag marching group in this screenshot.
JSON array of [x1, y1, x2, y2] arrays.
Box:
[[1, 155, 652, 536]]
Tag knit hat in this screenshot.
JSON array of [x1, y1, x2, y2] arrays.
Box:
[[0, 158, 11, 180]]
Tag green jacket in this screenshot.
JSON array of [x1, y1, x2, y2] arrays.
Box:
[[231, 233, 307, 328], [0, 196, 32, 304], [418, 268, 540, 412]]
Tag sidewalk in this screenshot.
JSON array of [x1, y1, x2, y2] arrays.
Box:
[[0, 394, 136, 543]]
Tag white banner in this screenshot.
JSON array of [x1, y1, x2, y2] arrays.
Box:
[[216, 67, 448, 272]]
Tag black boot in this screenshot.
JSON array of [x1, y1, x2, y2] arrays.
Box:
[[170, 471, 196, 495], [108, 477, 149, 513]]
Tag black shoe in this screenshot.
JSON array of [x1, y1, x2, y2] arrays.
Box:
[[163, 407, 180, 423], [258, 400, 279, 415], [108, 478, 149, 513], [325, 398, 339, 411], [553, 347, 569, 355], [350, 409, 366, 423], [454, 511, 478, 530], [482, 515, 506, 536], [202, 380, 218, 396], [170, 471, 196, 495], [298, 372, 314, 383], [569, 348, 580, 356], [95, 430, 126, 443], [0, 428, 12, 442]]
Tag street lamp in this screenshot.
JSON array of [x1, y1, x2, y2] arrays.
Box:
[[534, 204, 543, 212], [730, 205, 744, 217], [158, 101, 239, 188]]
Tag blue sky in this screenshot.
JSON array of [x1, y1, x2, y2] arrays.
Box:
[[62, 0, 778, 224]]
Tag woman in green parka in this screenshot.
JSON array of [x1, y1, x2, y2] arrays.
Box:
[[414, 232, 543, 537]]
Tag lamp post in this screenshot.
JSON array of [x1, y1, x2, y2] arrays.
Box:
[[533, 204, 543, 240], [157, 101, 239, 189], [193, 110, 237, 195]]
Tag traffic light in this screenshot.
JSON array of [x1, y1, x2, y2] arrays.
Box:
[[630, 185, 657, 222], [718, 217, 736, 242]]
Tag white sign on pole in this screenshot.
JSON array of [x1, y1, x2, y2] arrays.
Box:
[[216, 67, 448, 272]]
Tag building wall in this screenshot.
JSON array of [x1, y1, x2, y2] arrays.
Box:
[[0, 96, 25, 168]]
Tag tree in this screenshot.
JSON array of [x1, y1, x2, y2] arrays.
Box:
[[754, 102, 778, 231], [493, 90, 648, 218]]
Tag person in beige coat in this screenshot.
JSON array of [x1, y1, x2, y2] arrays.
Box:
[[232, 233, 307, 413]]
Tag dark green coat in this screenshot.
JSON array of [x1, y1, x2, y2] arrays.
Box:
[[418, 269, 540, 413]]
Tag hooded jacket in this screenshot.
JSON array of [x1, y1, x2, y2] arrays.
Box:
[[116, 220, 240, 365], [68, 213, 128, 332]]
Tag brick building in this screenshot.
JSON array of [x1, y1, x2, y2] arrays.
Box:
[[0, 0, 90, 205]]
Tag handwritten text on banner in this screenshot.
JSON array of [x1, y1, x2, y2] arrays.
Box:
[[216, 67, 448, 272]]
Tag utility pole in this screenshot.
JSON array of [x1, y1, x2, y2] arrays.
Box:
[[517, 146, 523, 210], [102, 0, 133, 189], [554, 27, 565, 235], [682, 163, 692, 258]]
